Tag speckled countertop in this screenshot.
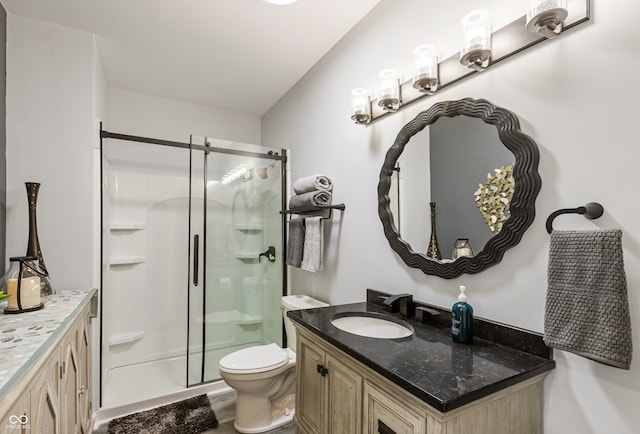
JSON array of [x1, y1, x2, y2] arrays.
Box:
[[288, 301, 555, 412], [0, 288, 96, 401]]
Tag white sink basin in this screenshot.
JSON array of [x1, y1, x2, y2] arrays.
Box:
[[330, 313, 413, 339]]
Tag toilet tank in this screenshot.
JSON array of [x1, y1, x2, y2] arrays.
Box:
[[281, 295, 328, 351]]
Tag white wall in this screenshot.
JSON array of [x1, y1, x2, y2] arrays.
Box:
[[6, 14, 97, 290], [262, 1, 640, 433], [107, 88, 260, 144]]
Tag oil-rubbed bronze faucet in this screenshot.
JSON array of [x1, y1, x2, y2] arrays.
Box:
[[383, 293, 415, 318]]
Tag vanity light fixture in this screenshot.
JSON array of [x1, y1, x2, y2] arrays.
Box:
[[526, 0, 568, 39], [412, 44, 439, 94], [377, 69, 401, 112], [350, 88, 372, 124], [350, 0, 590, 125], [460, 9, 492, 71]]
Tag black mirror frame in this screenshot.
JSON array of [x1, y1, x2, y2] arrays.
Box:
[[378, 98, 541, 279]]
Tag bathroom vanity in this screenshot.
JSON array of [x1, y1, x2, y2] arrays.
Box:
[[0, 289, 96, 434], [289, 298, 555, 434]]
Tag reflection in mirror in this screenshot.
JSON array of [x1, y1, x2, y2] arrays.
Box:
[[395, 116, 514, 261], [378, 98, 541, 279]]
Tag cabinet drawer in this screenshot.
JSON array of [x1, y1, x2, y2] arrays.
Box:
[[363, 381, 426, 434]]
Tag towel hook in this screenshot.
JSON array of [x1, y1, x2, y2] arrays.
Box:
[[545, 202, 604, 234]]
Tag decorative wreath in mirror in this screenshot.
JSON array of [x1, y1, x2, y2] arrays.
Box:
[[474, 165, 514, 234]]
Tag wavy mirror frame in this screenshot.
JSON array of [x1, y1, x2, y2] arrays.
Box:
[[378, 98, 541, 279]]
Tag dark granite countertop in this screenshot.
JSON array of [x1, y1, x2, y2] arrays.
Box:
[[288, 301, 555, 412]]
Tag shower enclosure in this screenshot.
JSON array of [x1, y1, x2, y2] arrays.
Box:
[[100, 130, 286, 409]]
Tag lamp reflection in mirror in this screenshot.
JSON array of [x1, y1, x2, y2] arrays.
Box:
[[460, 9, 492, 71], [377, 69, 401, 112], [412, 44, 439, 95], [526, 0, 568, 39], [350, 88, 372, 124]]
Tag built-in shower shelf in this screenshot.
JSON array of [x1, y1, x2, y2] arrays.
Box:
[[236, 314, 263, 325], [234, 224, 263, 231], [110, 256, 147, 266], [108, 331, 145, 346], [110, 223, 146, 231], [233, 252, 260, 260]]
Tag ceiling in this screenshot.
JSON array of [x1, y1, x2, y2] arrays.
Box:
[[1, 0, 381, 116]]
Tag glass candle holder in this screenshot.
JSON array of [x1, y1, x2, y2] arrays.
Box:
[[460, 9, 492, 71], [377, 69, 400, 112], [412, 44, 439, 94], [350, 88, 371, 124], [2, 256, 45, 314], [526, 0, 568, 39]]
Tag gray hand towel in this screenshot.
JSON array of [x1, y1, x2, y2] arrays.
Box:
[[301, 216, 324, 272], [288, 190, 332, 213], [544, 229, 632, 369], [293, 174, 333, 194], [286, 219, 305, 268]]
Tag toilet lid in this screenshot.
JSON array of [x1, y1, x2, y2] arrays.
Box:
[[219, 343, 288, 373]]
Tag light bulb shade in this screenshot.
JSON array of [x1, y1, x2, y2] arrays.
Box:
[[377, 69, 400, 112], [526, 0, 568, 39], [460, 9, 492, 71], [412, 44, 439, 94], [350, 88, 371, 124]]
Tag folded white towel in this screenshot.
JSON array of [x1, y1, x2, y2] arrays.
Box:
[[301, 216, 324, 272], [293, 174, 333, 194]]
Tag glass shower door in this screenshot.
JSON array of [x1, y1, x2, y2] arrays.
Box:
[[187, 136, 285, 386]]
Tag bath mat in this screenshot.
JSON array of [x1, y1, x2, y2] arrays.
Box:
[[107, 394, 219, 434]]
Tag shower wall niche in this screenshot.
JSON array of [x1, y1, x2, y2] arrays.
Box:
[[101, 135, 285, 408]]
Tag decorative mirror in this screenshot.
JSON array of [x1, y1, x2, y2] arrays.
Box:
[[378, 98, 541, 278]]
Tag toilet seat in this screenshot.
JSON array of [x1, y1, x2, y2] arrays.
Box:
[[219, 343, 289, 375]]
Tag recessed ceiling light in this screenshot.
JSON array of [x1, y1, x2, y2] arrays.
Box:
[[263, 0, 299, 5]]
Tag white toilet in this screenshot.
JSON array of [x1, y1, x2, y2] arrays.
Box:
[[218, 294, 328, 433]]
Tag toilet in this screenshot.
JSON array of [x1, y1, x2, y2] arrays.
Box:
[[218, 294, 328, 433]]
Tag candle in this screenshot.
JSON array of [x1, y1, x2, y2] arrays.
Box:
[[6, 276, 41, 310]]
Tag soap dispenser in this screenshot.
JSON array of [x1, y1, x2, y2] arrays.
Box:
[[451, 285, 473, 344]]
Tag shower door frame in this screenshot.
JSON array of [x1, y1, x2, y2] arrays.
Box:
[[99, 126, 288, 406]]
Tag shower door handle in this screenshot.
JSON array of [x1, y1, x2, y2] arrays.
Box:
[[193, 234, 199, 286]]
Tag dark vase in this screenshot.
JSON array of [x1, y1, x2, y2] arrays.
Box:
[[426, 202, 442, 260], [25, 182, 55, 296]]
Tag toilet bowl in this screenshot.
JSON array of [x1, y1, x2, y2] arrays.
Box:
[[218, 294, 328, 433]]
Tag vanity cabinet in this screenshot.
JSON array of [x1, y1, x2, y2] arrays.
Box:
[[0, 302, 92, 434], [294, 326, 546, 434], [296, 331, 362, 434]]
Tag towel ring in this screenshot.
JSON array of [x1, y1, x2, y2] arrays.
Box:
[[545, 202, 604, 234]]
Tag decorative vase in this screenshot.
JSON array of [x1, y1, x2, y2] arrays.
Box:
[[25, 182, 55, 296], [426, 202, 442, 260]]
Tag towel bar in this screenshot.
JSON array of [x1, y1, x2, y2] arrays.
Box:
[[545, 202, 604, 234], [281, 203, 345, 221]]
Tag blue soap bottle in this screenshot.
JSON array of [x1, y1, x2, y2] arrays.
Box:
[[451, 285, 473, 344]]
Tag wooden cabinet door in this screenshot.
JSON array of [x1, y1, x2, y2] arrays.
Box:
[[326, 354, 362, 434], [295, 337, 326, 434], [1, 393, 30, 434], [61, 336, 81, 434], [30, 354, 61, 434], [76, 316, 91, 434], [363, 382, 426, 434]]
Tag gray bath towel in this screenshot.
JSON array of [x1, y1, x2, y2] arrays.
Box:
[[288, 190, 332, 213], [286, 219, 305, 268], [544, 229, 632, 369], [293, 174, 333, 194]]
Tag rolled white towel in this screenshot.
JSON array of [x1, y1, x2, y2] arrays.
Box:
[[293, 174, 333, 194]]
